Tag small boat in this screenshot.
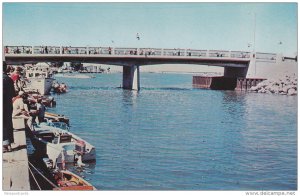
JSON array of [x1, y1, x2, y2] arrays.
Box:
[[30, 121, 96, 166], [24, 64, 55, 95], [52, 82, 67, 93], [27, 93, 56, 107], [44, 112, 69, 126], [52, 169, 97, 190]]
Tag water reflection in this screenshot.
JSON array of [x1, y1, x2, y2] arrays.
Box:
[[122, 89, 139, 106], [221, 91, 247, 115]]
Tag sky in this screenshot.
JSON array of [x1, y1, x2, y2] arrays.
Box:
[[3, 2, 298, 56]]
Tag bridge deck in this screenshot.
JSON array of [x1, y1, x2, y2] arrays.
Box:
[[4, 45, 277, 65], [4, 53, 251, 67]]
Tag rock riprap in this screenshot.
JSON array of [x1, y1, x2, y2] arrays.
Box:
[[250, 74, 297, 96]]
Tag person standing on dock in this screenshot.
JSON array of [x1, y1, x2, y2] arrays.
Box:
[[5, 46, 9, 54], [3, 61, 16, 152], [36, 98, 46, 123], [12, 91, 30, 119], [10, 67, 21, 82]]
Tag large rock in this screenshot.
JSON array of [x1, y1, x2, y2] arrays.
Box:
[[288, 88, 297, 96], [252, 74, 297, 96]]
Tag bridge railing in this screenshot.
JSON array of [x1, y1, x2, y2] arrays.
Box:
[[111, 47, 163, 56], [163, 48, 189, 56], [208, 50, 231, 58], [62, 46, 87, 54], [256, 52, 277, 63], [4, 46, 33, 54], [187, 49, 207, 57], [33, 46, 61, 54], [140, 48, 162, 56], [113, 47, 128, 55], [113, 47, 139, 55], [4, 45, 260, 61], [87, 47, 110, 55], [230, 51, 251, 58]]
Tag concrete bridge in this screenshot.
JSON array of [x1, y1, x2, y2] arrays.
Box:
[[4, 46, 277, 90]]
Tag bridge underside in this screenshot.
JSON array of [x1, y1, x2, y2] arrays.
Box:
[[224, 67, 249, 78]]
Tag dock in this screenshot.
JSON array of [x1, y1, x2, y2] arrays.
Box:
[[2, 118, 30, 191]]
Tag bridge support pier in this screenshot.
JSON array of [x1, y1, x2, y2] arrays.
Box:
[[123, 65, 140, 90]]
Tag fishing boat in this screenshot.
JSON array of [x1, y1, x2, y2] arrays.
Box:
[[30, 121, 96, 166], [44, 112, 69, 126], [24, 64, 55, 95], [52, 81, 68, 93], [27, 93, 56, 107], [52, 169, 97, 190]]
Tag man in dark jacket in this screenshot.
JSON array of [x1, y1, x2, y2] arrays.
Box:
[[3, 61, 15, 152]]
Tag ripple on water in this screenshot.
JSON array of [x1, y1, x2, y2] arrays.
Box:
[[48, 73, 297, 190]]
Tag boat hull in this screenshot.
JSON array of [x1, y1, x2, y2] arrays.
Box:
[[53, 170, 97, 190], [31, 136, 75, 164], [30, 123, 96, 165]]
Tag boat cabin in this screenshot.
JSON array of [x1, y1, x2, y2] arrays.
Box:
[[25, 65, 52, 79]]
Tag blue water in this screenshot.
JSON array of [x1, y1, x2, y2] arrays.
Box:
[[48, 73, 297, 190]]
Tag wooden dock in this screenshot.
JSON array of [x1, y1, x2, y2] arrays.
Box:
[[2, 118, 30, 191]]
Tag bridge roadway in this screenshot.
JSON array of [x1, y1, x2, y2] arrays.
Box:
[[4, 46, 276, 90]]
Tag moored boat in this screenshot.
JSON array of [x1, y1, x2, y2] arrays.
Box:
[[27, 93, 56, 107], [52, 81, 68, 93], [30, 121, 96, 166], [24, 64, 55, 95], [44, 112, 69, 125], [52, 169, 97, 190]]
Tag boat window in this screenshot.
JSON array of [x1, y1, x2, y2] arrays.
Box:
[[60, 134, 72, 143], [52, 137, 59, 144], [40, 133, 55, 142], [52, 122, 69, 130]]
